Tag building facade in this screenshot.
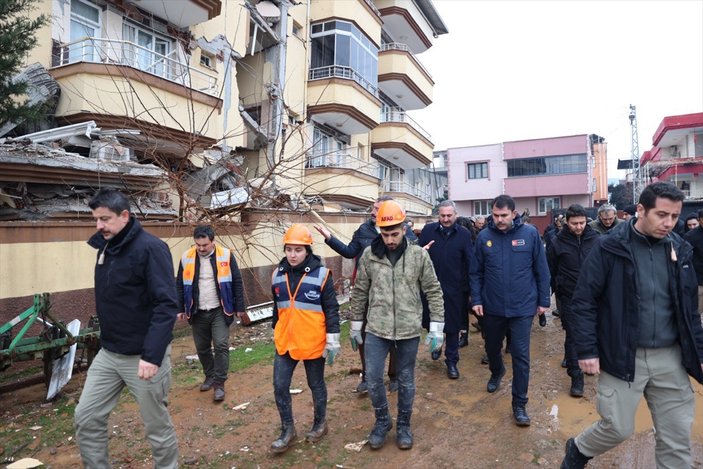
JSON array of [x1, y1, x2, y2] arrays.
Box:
[[447, 134, 607, 232], [1, 0, 447, 322], [640, 112, 703, 198]]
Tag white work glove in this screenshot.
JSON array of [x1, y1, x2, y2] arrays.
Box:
[[349, 321, 364, 351], [323, 333, 341, 365], [425, 321, 445, 354]]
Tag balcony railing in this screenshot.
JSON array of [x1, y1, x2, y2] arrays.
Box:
[[308, 66, 379, 98], [55, 38, 219, 96], [306, 151, 380, 178], [380, 42, 433, 81], [382, 180, 433, 204], [380, 108, 432, 141]]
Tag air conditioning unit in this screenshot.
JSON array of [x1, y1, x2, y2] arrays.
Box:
[[90, 140, 133, 162]]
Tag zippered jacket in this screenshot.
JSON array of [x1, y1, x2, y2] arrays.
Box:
[[470, 217, 551, 316], [547, 224, 599, 299], [350, 238, 444, 339], [570, 221, 703, 383], [683, 225, 703, 285], [87, 217, 178, 366]]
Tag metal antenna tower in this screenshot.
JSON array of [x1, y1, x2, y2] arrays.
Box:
[[629, 104, 641, 203]]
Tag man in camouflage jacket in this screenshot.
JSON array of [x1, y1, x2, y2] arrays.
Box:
[[349, 201, 444, 450]]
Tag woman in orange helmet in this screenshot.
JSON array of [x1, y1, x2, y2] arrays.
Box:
[[270, 224, 340, 453]]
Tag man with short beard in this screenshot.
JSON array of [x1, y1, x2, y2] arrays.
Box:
[[561, 182, 703, 468]]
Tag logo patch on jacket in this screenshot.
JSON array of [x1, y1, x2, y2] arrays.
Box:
[[486, 240, 492, 247], [274, 287, 280, 296], [304, 291, 321, 301], [512, 239, 526, 247], [220, 261, 229, 267]]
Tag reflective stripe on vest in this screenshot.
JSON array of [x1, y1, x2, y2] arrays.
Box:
[[181, 245, 236, 317], [272, 265, 329, 360]]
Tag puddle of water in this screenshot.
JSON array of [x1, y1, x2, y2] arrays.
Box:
[[552, 378, 703, 438]]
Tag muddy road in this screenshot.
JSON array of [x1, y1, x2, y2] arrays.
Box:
[[1, 311, 702, 468]]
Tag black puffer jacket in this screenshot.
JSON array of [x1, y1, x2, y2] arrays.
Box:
[[570, 221, 703, 383], [547, 224, 599, 299], [87, 217, 178, 366]]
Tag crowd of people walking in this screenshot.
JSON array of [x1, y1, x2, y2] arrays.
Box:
[[73, 184, 703, 468]]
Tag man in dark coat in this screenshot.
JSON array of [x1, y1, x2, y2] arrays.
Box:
[[561, 182, 703, 469], [547, 204, 598, 397], [683, 208, 703, 310], [470, 195, 551, 427], [75, 189, 179, 468], [419, 200, 475, 379]]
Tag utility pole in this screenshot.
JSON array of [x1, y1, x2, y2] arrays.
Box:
[[629, 104, 641, 203]]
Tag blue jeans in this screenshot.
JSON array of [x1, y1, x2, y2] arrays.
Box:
[[191, 307, 231, 383], [273, 352, 326, 425], [365, 333, 419, 413], [483, 314, 533, 407]]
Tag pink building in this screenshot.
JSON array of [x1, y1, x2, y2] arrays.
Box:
[[448, 134, 605, 233]]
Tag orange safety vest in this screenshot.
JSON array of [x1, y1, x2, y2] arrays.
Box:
[[272, 265, 329, 360]]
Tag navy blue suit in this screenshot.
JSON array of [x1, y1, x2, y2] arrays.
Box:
[[419, 222, 474, 365]]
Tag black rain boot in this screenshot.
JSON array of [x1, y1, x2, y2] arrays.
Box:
[[271, 422, 297, 453], [569, 371, 584, 398], [368, 405, 393, 450], [395, 410, 413, 449], [305, 414, 328, 443], [560, 438, 591, 469]]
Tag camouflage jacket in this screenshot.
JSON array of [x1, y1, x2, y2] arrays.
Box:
[[350, 242, 444, 340]]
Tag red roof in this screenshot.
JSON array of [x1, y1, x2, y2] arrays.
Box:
[[652, 112, 703, 146]]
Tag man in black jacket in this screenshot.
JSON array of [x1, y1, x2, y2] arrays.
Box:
[[547, 204, 598, 397], [176, 225, 245, 401], [75, 189, 179, 468], [683, 208, 703, 310], [561, 182, 703, 469]]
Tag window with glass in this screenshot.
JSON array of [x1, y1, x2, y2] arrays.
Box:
[[69, 0, 101, 62], [507, 154, 587, 177], [474, 200, 491, 216], [538, 197, 560, 215], [310, 20, 378, 95], [123, 22, 174, 79], [307, 126, 347, 168], [467, 162, 488, 179]]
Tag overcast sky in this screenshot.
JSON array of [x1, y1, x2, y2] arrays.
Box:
[[412, 0, 703, 180]]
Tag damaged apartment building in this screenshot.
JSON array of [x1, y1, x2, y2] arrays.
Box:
[[0, 0, 448, 323]]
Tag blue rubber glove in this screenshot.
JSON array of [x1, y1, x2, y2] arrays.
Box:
[[349, 321, 363, 352], [424, 321, 445, 354], [323, 333, 341, 365]]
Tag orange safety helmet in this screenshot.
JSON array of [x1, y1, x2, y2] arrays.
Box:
[[283, 223, 313, 245], [376, 200, 406, 227]]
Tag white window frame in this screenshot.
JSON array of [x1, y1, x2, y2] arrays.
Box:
[[538, 197, 560, 215], [122, 21, 175, 79], [473, 200, 491, 216], [69, 0, 101, 62]]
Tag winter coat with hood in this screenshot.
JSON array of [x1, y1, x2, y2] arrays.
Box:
[[87, 216, 178, 367], [350, 236, 444, 340], [470, 215, 551, 317], [570, 220, 703, 384], [547, 223, 599, 299]]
